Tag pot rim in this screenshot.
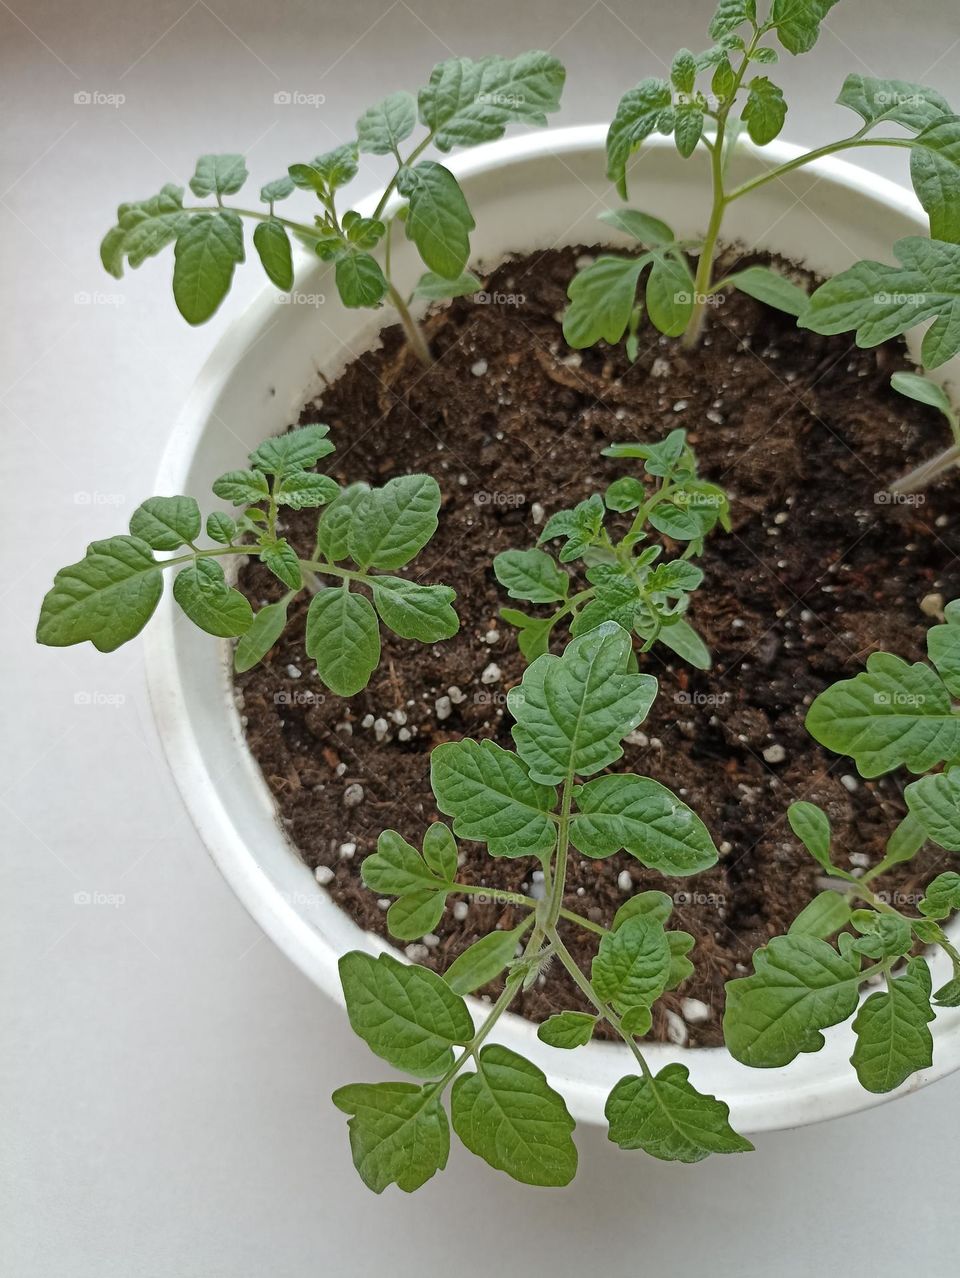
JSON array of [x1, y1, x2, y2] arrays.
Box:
[[145, 124, 960, 1132]]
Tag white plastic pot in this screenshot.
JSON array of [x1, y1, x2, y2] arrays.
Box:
[[146, 126, 960, 1132]]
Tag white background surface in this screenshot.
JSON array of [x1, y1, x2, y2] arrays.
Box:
[[4, 2, 960, 1273]]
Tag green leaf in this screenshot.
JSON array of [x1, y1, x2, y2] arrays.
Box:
[[260, 175, 295, 203], [789, 890, 853, 938], [509, 623, 657, 785], [450, 1044, 577, 1187], [253, 218, 293, 291], [850, 911, 913, 959], [260, 538, 302, 590], [670, 49, 697, 95], [371, 576, 458, 642], [934, 977, 960, 1007], [305, 587, 380, 695], [620, 1004, 653, 1036], [206, 512, 236, 545], [289, 143, 358, 195], [387, 891, 446, 941], [37, 536, 163, 652], [911, 116, 960, 243], [315, 483, 369, 561], [770, 0, 839, 56], [172, 558, 252, 637], [348, 475, 441, 569], [411, 269, 482, 300], [422, 823, 458, 881], [356, 91, 417, 154], [419, 51, 566, 152], [128, 496, 200, 551], [837, 75, 952, 133], [563, 255, 647, 348], [709, 0, 756, 40], [571, 774, 718, 875], [726, 265, 807, 316], [606, 78, 674, 199], [100, 184, 189, 277], [928, 602, 960, 697], [891, 370, 955, 421], [592, 913, 672, 1010], [884, 810, 927, 866], [664, 931, 696, 990], [851, 958, 934, 1093], [805, 651, 960, 777], [493, 548, 568, 603], [335, 251, 388, 308], [645, 618, 712, 670], [275, 472, 339, 511], [342, 212, 385, 250], [396, 161, 475, 278], [645, 254, 694, 337], [674, 103, 704, 158], [919, 870, 960, 919], [361, 830, 446, 896], [339, 950, 473, 1077], [905, 770, 960, 850], [723, 933, 863, 1067], [430, 739, 557, 858], [500, 608, 556, 662], [606, 1064, 753, 1162], [741, 76, 787, 145], [537, 1011, 597, 1049], [444, 922, 530, 995], [211, 469, 270, 504], [189, 153, 247, 197], [711, 56, 736, 104], [799, 237, 960, 371], [612, 890, 673, 931], [787, 801, 835, 872], [234, 600, 288, 672], [172, 211, 245, 325], [249, 423, 334, 475], [332, 1081, 449, 1194], [598, 208, 675, 246]]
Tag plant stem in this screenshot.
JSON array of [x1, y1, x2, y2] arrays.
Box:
[[387, 281, 432, 366], [547, 927, 653, 1078], [681, 27, 763, 347], [544, 777, 574, 933], [452, 882, 607, 936], [724, 135, 916, 203], [889, 443, 960, 495]]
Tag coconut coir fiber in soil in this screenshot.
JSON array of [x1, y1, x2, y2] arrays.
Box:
[[236, 245, 960, 1047]]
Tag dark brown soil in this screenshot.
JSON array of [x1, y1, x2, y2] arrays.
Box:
[[235, 245, 960, 1047]]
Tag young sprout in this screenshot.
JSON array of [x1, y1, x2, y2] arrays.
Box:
[[888, 372, 960, 494], [563, 0, 960, 365], [725, 599, 960, 1091], [101, 52, 565, 364], [36, 424, 458, 695], [494, 430, 729, 669], [334, 622, 751, 1192]]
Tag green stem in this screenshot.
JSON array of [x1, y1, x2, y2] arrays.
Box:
[[371, 133, 433, 221], [387, 281, 432, 366], [545, 777, 574, 933], [548, 927, 652, 1078], [681, 28, 763, 347], [724, 136, 917, 203], [452, 884, 608, 937]]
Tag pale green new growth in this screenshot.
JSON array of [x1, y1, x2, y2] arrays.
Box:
[[333, 622, 752, 1192], [495, 430, 729, 669], [564, 0, 960, 366], [37, 424, 458, 695], [100, 52, 565, 362]]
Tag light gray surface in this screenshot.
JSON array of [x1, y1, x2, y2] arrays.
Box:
[[3, 2, 959, 1274]]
